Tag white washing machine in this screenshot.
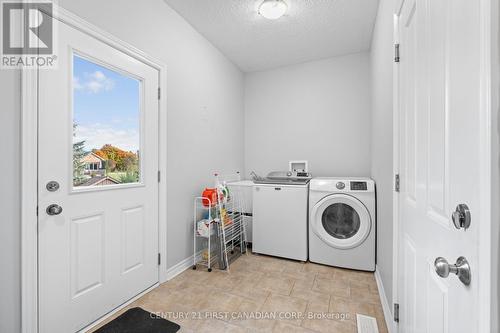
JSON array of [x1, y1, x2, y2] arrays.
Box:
[[309, 177, 375, 271], [252, 171, 311, 261]]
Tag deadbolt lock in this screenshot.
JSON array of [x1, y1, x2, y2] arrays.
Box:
[[452, 204, 471, 230], [46, 181, 60, 192]]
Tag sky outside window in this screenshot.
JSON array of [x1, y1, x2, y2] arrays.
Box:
[[72, 55, 141, 187], [73, 55, 140, 153]]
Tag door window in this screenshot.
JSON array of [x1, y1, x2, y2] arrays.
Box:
[[321, 203, 361, 239], [72, 54, 141, 188]]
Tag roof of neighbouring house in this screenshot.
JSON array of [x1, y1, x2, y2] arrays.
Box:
[[82, 152, 106, 164], [80, 176, 119, 186]]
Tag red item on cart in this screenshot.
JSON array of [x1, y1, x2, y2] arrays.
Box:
[[202, 188, 218, 207]]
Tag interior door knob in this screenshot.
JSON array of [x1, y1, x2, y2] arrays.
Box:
[[46, 204, 63, 216], [434, 256, 471, 286]]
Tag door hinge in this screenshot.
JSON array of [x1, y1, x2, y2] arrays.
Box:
[[158, 253, 161, 266], [394, 303, 400, 322], [395, 43, 400, 63], [395, 174, 400, 192], [158, 87, 161, 100], [157, 170, 161, 183]]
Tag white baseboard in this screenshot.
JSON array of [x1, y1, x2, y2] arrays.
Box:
[[165, 254, 195, 281], [375, 266, 396, 333], [165, 251, 203, 281]]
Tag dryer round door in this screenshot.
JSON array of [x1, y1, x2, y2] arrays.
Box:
[[311, 194, 371, 249]]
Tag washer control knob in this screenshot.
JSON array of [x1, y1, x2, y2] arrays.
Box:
[[336, 182, 345, 190]]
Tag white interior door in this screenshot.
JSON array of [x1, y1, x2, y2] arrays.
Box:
[[397, 0, 488, 332], [38, 20, 160, 333]]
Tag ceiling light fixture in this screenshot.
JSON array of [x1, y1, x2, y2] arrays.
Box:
[[258, 0, 288, 20]]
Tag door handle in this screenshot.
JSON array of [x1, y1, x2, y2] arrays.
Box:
[[452, 204, 471, 230], [434, 256, 471, 285], [46, 204, 63, 216]]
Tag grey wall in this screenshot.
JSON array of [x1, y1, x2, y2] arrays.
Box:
[[370, 0, 394, 309], [244, 53, 372, 177], [0, 1, 244, 332], [57, 0, 246, 269]]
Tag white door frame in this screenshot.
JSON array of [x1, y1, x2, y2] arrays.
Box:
[[391, 0, 492, 332], [20, 6, 168, 333], [391, 4, 400, 333]]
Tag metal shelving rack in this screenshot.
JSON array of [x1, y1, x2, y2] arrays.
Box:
[[192, 173, 248, 272], [192, 197, 218, 272]]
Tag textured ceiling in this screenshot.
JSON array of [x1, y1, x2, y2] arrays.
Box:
[[163, 0, 379, 72]]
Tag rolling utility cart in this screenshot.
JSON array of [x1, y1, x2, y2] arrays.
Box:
[[192, 197, 218, 272], [192, 172, 248, 272]]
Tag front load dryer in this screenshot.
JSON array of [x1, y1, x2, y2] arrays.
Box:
[[309, 177, 376, 271]]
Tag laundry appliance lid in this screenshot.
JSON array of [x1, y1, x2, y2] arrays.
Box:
[[253, 170, 312, 185]]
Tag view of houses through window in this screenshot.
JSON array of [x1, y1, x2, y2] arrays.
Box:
[[72, 55, 141, 188]]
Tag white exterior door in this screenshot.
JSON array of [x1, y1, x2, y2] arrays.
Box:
[[38, 21, 160, 333], [397, 0, 489, 332]]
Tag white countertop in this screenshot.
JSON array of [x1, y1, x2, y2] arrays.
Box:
[[227, 180, 254, 187]]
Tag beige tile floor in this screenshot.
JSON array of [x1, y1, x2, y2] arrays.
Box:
[[91, 253, 388, 333]]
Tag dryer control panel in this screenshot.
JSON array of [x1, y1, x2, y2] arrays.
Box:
[[309, 178, 375, 193], [350, 181, 368, 191]]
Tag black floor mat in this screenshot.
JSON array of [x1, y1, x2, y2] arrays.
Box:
[[94, 307, 180, 333]]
